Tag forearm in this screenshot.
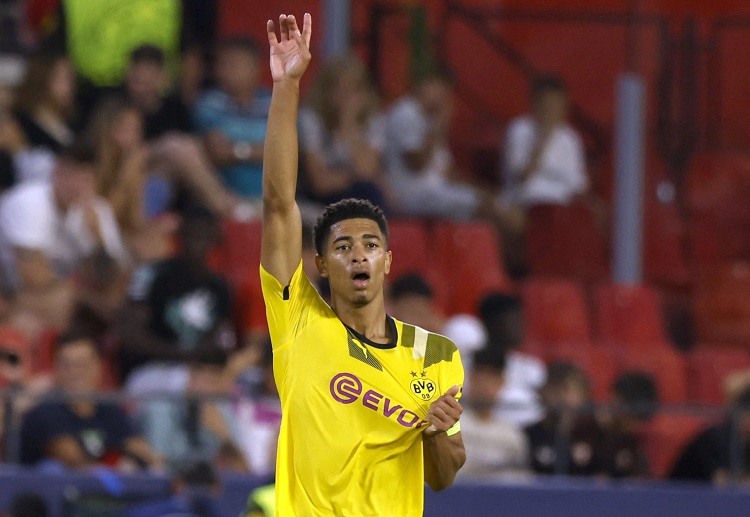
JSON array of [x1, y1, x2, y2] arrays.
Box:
[[263, 80, 301, 209], [423, 432, 465, 491]]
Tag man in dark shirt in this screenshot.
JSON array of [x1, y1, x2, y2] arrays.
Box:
[[670, 386, 750, 483], [116, 204, 235, 381], [19, 332, 159, 469]]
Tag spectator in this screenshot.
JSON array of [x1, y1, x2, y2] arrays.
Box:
[[383, 67, 497, 220], [118, 45, 239, 218], [12, 52, 76, 155], [85, 97, 176, 262], [524, 362, 594, 475], [126, 346, 247, 473], [594, 371, 657, 478], [670, 385, 750, 484], [298, 53, 388, 209], [477, 292, 546, 428], [502, 74, 588, 209], [459, 346, 529, 479], [115, 204, 235, 382], [234, 338, 281, 477], [386, 273, 486, 365], [18, 332, 161, 470], [0, 142, 130, 341], [194, 37, 270, 202], [499, 74, 590, 272]]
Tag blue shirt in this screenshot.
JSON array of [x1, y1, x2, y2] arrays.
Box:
[[193, 88, 271, 198]]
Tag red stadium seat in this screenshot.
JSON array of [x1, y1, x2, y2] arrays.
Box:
[[385, 219, 433, 283], [685, 152, 750, 211], [521, 278, 592, 350], [593, 283, 670, 349], [220, 219, 263, 288], [686, 346, 750, 405], [693, 262, 750, 347], [432, 221, 512, 315], [525, 203, 609, 283], [0, 325, 31, 388]]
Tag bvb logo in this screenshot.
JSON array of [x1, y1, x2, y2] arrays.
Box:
[[410, 378, 437, 401]]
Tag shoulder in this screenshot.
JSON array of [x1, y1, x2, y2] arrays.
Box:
[[398, 320, 459, 368], [388, 96, 420, 120]]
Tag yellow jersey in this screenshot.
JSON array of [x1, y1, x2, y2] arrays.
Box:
[[260, 262, 464, 517]]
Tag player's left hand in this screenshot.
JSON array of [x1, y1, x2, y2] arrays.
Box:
[[423, 385, 462, 437]]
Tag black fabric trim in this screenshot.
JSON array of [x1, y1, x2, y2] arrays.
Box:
[[282, 285, 290, 301], [344, 315, 398, 350]]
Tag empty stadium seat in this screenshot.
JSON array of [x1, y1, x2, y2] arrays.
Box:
[[385, 219, 433, 283], [593, 283, 670, 348], [432, 221, 512, 315], [525, 203, 609, 283], [220, 219, 263, 288], [686, 346, 750, 405], [693, 262, 750, 347], [521, 278, 592, 350]]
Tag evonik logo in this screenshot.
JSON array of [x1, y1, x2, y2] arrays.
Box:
[[330, 373, 429, 429]]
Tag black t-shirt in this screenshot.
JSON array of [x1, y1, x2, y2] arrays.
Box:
[[142, 92, 192, 141], [670, 422, 750, 482], [524, 414, 645, 477], [130, 256, 233, 349], [13, 110, 71, 154], [20, 400, 135, 465]]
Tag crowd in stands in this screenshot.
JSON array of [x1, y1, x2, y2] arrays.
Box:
[[1, 6, 750, 513]]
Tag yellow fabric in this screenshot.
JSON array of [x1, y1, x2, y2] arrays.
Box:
[[65, 0, 181, 86], [446, 420, 461, 437], [260, 262, 464, 517]]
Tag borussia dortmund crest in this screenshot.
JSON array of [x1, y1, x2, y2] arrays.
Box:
[[410, 377, 437, 401]]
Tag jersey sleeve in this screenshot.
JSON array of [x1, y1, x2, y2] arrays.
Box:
[[260, 260, 330, 351], [441, 341, 465, 437]]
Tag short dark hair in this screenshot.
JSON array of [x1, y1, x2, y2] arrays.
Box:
[[413, 63, 456, 89], [313, 198, 388, 255], [472, 346, 507, 374], [58, 139, 97, 166], [613, 371, 658, 421], [544, 361, 589, 391], [217, 36, 261, 57], [130, 44, 165, 67], [390, 273, 433, 300], [478, 292, 522, 325], [531, 74, 567, 100]]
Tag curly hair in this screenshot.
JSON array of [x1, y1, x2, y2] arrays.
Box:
[[313, 198, 388, 255]]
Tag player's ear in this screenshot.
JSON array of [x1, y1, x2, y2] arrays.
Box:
[[384, 250, 392, 275], [315, 254, 329, 277]]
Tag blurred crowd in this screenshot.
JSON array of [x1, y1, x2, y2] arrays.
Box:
[[0, 4, 747, 510]]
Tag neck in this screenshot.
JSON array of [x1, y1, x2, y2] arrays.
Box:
[[68, 399, 96, 418], [332, 292, 390, 344]]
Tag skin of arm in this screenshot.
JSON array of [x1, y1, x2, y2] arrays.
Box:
[[422, 385, 466, 491], [204, 130, 263, 168], [260, 14, 312, 284], [46, 435, 92, 468]]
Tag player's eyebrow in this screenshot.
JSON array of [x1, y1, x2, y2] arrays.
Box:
[[332, 236, 353, 245], [362, 234, 381, 240]]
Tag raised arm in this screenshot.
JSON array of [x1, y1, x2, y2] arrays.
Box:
[[260, 14, 313, 285]]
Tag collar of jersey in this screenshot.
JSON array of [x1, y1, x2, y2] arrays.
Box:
[[343, 315, 398, 350]]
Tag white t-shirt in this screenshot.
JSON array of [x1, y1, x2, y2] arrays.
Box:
[[0, 182, 129, 283], [494, 350, 547, 428], [503, 115, 588, 206], [458, 409, 530, 478]]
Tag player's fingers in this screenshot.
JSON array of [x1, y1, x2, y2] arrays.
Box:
[[290, 24, 310, 59], [287, 14, 299, 35], [440, 394, 463, 412], [302, 13, 312, 48], [266, 20, 278, 46], [279, 14, 289, 41], [445, 385, 460, 398], [429, 406, 451, 426]]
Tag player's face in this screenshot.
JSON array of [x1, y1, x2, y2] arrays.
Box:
[[317, 218, 392, 307]]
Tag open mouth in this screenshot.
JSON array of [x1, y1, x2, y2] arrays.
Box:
[[352, 272, 370, 288]]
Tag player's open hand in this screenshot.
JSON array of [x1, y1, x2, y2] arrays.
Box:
[[267, 13, 312, 83], [424, 385, 463, 437]]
